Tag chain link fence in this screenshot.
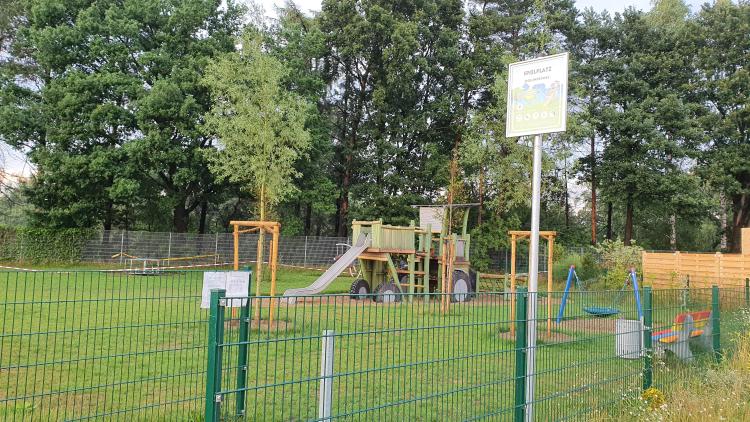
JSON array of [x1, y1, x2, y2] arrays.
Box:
[[78, 230, 551, 273], [81, 230, 351, 269]]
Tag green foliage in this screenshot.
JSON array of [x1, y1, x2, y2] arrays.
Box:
[[593, 239, 644, 289], [552, 252, 600, 285], [467, 215, 520, 272], [0, 226, 95, 263], [203, 31, 312, 219], [0, 0, 244, 231]]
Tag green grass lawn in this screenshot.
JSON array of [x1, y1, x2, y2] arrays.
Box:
[[0, 267, 743, 420]]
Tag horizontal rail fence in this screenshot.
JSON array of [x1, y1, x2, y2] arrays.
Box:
[[2, 270, 748, 421], [0, 270, 213, 420]]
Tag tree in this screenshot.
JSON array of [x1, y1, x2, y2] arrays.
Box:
[[202, 31, 312, 221], [691, 1, 750, 252], [268, 5, 338, 235], [0, 0, 243, 231]]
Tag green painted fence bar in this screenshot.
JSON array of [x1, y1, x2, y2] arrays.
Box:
[[235, 269, 253, 416], [514, 288, 528, 422], [0, 271, 748, 421], [205, 289, 226, 422], [642, 287, 653, 391], [711, 285, 721, 360]]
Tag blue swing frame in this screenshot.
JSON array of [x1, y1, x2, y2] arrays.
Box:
[[556, 266, 643, 322]]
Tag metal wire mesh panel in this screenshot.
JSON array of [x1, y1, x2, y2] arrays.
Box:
[[0, 270, 210, 420], [80, 230, 350, 269], [211, 292, 519, 420]]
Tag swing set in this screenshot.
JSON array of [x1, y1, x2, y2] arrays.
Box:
[[556, 266, 643, 322]]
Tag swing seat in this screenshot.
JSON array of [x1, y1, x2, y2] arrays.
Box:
[[584, 306, 620, 317]]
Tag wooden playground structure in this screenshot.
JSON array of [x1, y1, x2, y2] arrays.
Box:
[[230, 220, 280, 322], [508, 230, 556, 336], [282, 205, 479, 311]]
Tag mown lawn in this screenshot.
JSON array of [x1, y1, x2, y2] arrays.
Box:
[[0, 267, 741, 420]]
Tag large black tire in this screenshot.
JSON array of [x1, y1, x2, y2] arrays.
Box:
[[373, 281, 403, 303], [451, 270, 472, 303], [349, 279, 371, 300]]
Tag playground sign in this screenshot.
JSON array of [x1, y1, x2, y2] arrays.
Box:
[[505, 52, 569, 422], [505, 52, 569, 137], [200, 271, 251, 308]]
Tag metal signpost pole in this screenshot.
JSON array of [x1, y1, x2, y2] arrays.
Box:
[[505, 52, 569, 422], [525, 133, 543, 422]]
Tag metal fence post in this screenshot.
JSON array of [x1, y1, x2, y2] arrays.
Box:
[[712, 285, 721, 360], [167, 232, 172, 260], [642, 287, 653, 390], [745, 278, 749, 309], [119, 232, 125, 264], [514, 288, 528, 422], [214, 233, 219, 264], [235, 271, 253, 416], [319, 330, 335, 421], [205, 289, 226, 422], [304, 236, 308, 267]]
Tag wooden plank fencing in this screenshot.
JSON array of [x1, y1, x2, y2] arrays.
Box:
[[643, 251, 749, 288]]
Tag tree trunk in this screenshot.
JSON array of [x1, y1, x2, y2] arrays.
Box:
[[670, 214, 677, 251], [730, 192, 750, 253], [624, 197, 634, 246], [337, 179, 350, 237], [478, 166, 484, 226], [564, 158, 569, 228], [590, 133, 597, 245], [173, 201, 189, 233], [720, 192, 727, 251], [606, 201, 613, 240], [198, 200, 208, 234], [304, 203, 312, 235], [104, 200, 114, 231]]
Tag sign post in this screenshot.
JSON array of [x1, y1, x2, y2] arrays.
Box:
[[506, 52, 569, 422]]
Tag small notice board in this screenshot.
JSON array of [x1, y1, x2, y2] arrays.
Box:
[[200, 271, 251, 308]]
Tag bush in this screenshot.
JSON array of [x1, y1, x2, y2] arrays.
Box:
[[552, 251, 601, 286], [592, 239, 644, 289], [0, 226, 96, 263]]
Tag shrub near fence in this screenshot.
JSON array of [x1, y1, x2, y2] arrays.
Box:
[[0, 227, 95, 263], [1, 270, 749, 420]]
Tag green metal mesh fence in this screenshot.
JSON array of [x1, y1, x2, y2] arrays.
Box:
[[1, 270, 748, 421], [0, 270, 210, 420]]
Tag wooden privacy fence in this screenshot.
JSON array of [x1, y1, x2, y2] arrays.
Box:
[[644, 228, 750, 288], [643, 251, 750, 288]]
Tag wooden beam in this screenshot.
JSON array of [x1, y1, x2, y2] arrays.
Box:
[[547, 235, 554, 336], [230, 220, 280, 228], [508, 230, 557, 238]]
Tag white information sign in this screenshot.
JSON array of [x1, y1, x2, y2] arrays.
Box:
[[506, 52, 569, 137], [200, 271, 250, 308]]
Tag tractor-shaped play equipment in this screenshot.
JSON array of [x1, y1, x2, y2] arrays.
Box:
[[284, 205, 477, 304]]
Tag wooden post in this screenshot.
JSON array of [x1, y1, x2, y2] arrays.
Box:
[[254, 228, 264, 325], [233, 224, 239, 271], [547, 235, 554, 336], [269, 225, 279, 325], [511, 234, 517, 336], [424, 226, 432, 303]]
